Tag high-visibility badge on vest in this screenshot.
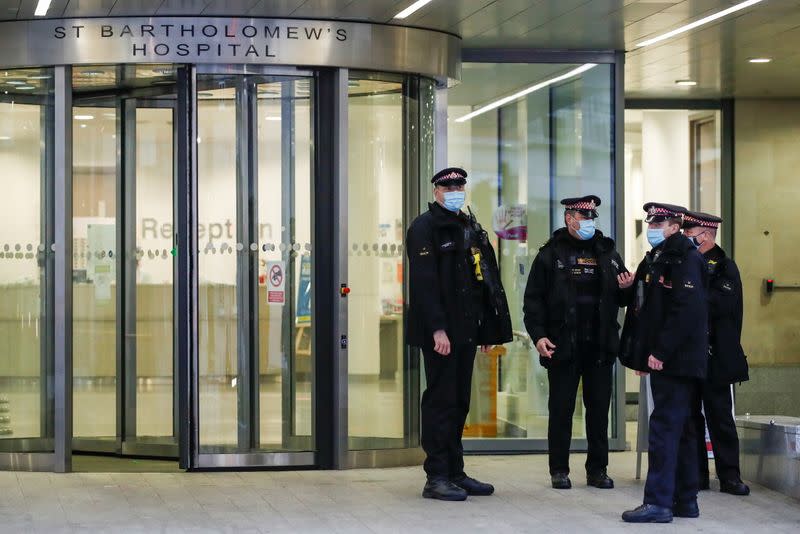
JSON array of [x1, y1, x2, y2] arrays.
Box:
[[471, 247, 483, 281]]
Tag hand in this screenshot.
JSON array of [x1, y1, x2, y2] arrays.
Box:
[[535, 337, 556, 358], [480, 345, 492, 353], [433, 330, 451, 356], [617, 272, 634, 289], [647, 355, 664, 371], [635, 370, 649, 377]]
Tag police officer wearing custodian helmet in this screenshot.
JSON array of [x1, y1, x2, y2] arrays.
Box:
[[406, 167, 513, 501], [523, 195, 632, 490], [682, 210, 750, 496], [620, 203, 708, 523]]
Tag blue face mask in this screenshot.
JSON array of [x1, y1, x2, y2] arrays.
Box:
[[647, 228, 666, 248], [576, 219, 596, 240], [442, 191, 466, 212]]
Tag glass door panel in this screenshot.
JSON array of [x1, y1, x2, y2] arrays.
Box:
[[197, 80, 239, 450], [72, 102, 118, 445], [346, 78, 416, 450], [72, 65, 179, 458], [196, 73, 314, 459], [0, 68, 54, 454], [256, 79, 314, 450], [130, 103, 177, 454]]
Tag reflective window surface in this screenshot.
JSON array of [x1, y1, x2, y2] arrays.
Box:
[[448, 62, 615, 443], [0, 68, 53, 452]]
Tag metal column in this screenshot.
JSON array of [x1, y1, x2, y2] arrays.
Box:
[[314, 68, 348, 469], [176, 65, 199, 470], [54, 65, 73, 473]]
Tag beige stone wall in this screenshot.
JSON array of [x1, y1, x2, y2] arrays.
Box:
[[735, 100, 800, 366]]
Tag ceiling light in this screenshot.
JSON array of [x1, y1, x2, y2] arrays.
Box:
[[28, 75, 51, 80], [394, 0, 434, 19], [74, 114, 95, 120], [0, 136, 11, 141], [455, 64, 597, 123], [636, 0, 763, 47], [749, 58, 772, 63], [34, 0, 52, 17], [264, 116, 281, 121], [6, 80, 25, 85], [17, 86, 35, 90], [675, 80, 697, 86]]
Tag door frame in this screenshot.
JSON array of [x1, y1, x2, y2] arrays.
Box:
[[180, 64, 318, 470]]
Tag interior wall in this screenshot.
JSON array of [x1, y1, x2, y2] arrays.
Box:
[[734, 99, 800, 416]]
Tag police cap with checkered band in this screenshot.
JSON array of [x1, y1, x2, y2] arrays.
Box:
[[561, 195, 601, 219], [643, 202, 687, 223]]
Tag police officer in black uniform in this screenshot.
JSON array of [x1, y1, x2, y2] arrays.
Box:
[[620, 203, 708, 523], [523, 195, 631, 490], [406, 167, 513, 501], [682, 210, 750, 496]]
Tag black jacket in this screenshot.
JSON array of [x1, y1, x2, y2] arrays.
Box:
[[406, 202, 513, 349], [619, 232, 708, 379], [522, 228, 629, 368], [704, 245, 749, 385]]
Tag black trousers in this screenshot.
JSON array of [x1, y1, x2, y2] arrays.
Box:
[[645, 373, 702, 508], [421, 344, 477, 480], [547, 362, 613, 476], [695, 382, 741, 482]]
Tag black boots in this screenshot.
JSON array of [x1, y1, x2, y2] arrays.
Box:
[[451, 475, 495, 496], [674, 500, 700, 519], [587, 469, 614, 489], [551, 473, 572, 489], [622, 504, 674, 523], [422, 478, 468, 501], [720, 479, 751, 496]]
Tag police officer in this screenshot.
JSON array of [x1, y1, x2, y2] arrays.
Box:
[[682, 210, 750, 496], [406, 167, 513, 501], [620, 203, 708, 523], [523, 196, 631, 490]]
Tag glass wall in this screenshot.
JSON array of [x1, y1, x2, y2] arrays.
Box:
[[0, 68, 54, 452], [448, 62, 615, 446]]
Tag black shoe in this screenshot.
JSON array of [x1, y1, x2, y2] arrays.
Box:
[[674, 500, 700, 518], [699, 477, 710, 491], [587, 469, 614, 489], [720, 479, 750, 496], [622, 504, 673, 523], [452, 475, 494, 496], [422, 478, 468, 501], [551, 473, 572, 490]]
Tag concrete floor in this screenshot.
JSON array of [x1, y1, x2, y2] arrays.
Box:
[[1, 450, 798, 533]]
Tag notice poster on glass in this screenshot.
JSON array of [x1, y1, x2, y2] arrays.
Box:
[[266, 261, 285, 305], [87, 223, 115, 302]]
